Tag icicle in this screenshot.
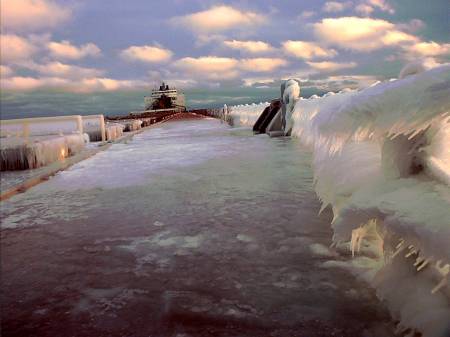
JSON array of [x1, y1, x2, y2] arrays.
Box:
[[414, 256, 424, 267], [431, 276, 448, 294], [351, 226, 367, 257], [395, 239, 404, 249], [405, 249, 417, 258], [416, 259, 430, 272]]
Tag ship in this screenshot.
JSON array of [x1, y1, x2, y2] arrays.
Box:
[[144, 82, 186, 112]]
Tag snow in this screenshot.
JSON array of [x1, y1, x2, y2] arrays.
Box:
[[229, 63, 450, 337]]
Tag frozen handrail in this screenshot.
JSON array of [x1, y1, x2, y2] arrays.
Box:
[[0, 115, 83, 138]]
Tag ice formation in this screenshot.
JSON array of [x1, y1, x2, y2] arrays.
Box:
[[229, 64, 450, 337], [105, 123, 124, 141], [0, 134, 86, 170], [0, 115, 83, 138], [0, 115, 88, 170], [281, 79, 301, 134], [229, 102, 270, 126], [122, 119, 143, 132], [82, 115, 106, 142]]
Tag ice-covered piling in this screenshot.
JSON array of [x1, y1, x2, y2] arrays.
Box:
[[82, 115, 106, 142], [105, 123, 124, 141]]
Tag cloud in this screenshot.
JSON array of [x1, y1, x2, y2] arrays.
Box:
[[223, 40, 273, 54], [169, 5, 265, 33], [306, 61, 357, 72], [314, 17, 416, 51], [0, 34, 36, 62], [322, 1, 352, 13], [1, 76, 145, 92], [1, 76, 67, 91], [120, 45, 173, 63], [173, 56, 240, 80], [405, 41, 450, 57], [355, 0, 395, 16], [305, 74, 380, 90], [22, 61, 104, 79], [240, 58, 288, 72], [48, 40, 101, 60], [299, 11, 316, 19], [282, 40, 337, 59], [1, 0, 71, 32], [0, 65, 13, 77], [397, 19, 426, 33], [354, 4, 374, 16], [367, 0, 395, 14]]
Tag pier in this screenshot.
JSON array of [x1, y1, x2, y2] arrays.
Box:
[[0, 118, 395, 336]]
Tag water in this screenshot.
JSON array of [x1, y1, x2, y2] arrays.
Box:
[[0, 87, 326, 119], [0, 119, 394, 336]]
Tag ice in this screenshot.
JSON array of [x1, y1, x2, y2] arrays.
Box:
[[82, 115, 106, 142], [228, 102, 270, 126], [229, 63, 450, 337], [0, 133, 86, 170], [105, 123, 124, 141]]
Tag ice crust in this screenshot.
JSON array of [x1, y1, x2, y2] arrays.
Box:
[[229, 64, 450, 337]]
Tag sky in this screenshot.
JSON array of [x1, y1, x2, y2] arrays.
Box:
[[0, 0, 449, 95]]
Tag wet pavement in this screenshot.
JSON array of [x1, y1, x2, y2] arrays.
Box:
[[0, 119, 395, 336]]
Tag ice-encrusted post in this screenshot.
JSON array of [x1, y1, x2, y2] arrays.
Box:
[[280, 79, 301, 136]]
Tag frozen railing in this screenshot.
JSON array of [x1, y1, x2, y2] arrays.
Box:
[[0, 134, 86, 171], [82, 115, 106, 142], [0, 115, 83, 138], [0, 115, 87, 171]]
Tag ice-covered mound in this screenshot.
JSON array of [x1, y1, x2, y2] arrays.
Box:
[[228, 102, 270, 126], [229, 64, 450, 336]]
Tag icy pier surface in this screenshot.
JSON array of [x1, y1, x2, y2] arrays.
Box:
[[1, 119, 394, 336]]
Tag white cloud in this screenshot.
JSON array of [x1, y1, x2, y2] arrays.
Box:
[[1, 0, 71, 32], [1, 76, 67, 91], [48, 40, 101, 60], [169, 5, 265, 33], [355, 0, 395, 16], [223, 40, 273, 54], [405, 41, 450, 57], [0, 34, 36, 62], [1, 76, 146, 92], [397, 19, 426, 33], [242, 77, 275, 87], [120, 45, 173, 63], [22, 61, 104, 79], [306, 61, 357, 72], [173, 56, 240, 80], [367, 0, 395, 14], [282, 40, 337, 59], [314, 17, 417, 51], [355, 4, 374, 16], [323, 1, 352, 13], [240, 58, 288, 72], [0, 65, 13, 77], [299, 10, 316, 19]]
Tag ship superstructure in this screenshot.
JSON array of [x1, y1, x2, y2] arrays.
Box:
[[144, 82, 185, 111]]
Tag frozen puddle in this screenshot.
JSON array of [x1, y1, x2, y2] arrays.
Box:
[[1, 119, 395, 336]]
